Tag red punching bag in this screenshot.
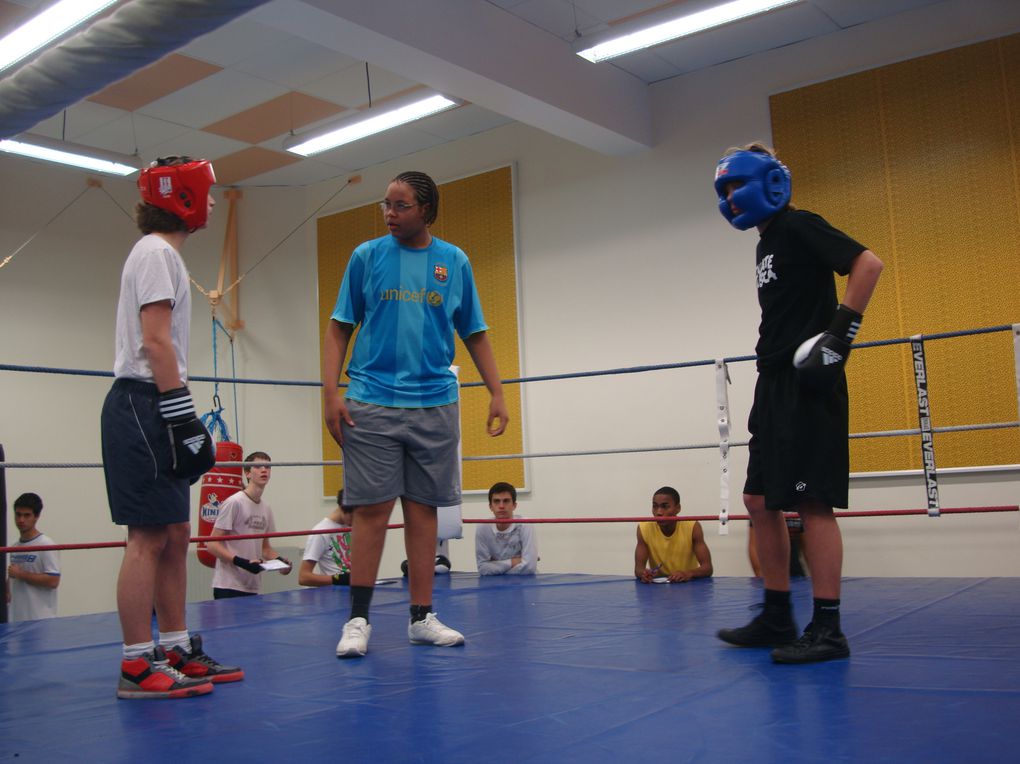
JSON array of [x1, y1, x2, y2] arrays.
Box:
[[197, 441, 244, 568]]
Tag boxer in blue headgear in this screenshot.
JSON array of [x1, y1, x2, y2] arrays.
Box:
[[714, 147, 791, 230], [713, 142, 884, 665]]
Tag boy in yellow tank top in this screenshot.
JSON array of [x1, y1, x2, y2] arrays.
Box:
[[634, 487, 713, 583]]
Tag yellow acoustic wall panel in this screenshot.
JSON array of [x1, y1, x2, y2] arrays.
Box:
[[317, 166, 524, 496], [771, 35, 1020, 471]]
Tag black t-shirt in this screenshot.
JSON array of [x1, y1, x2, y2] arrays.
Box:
[[754, 209, 866, 371]]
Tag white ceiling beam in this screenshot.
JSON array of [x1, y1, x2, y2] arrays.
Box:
[[253, 0, 653, 156]]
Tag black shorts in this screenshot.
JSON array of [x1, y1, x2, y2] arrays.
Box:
[[213, 588, 256, 599], [743, 365, 849, 510], [101, 378, 189, 526]]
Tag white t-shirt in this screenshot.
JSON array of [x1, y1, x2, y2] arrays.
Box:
[[9, 534, 60, 621], [211, 491, 276, 594], [114, 233, 191, 381], [475, 514, 538, 575], [301, 518, 351, 576]]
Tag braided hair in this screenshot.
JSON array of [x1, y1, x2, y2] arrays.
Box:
[[391, 170, 439, 225]]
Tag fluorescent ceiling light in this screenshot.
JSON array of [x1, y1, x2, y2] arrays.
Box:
[[284, 93, 461, 156], [0, 0, 118, 73], [575, 0, 802, 63], [0, 135, 140, 176]]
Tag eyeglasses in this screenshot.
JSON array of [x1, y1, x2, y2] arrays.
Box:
[[379, 200, 418, 213]]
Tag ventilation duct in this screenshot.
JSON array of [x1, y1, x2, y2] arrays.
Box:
[[0, 0, 273, 139]]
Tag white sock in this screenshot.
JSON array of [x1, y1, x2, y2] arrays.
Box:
[[123, 640, 155, 660], [158, 630, 191, 653]]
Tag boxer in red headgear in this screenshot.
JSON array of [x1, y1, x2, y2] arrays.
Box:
[[101, 156, 242, 699], [137, 156, 217, 232], [714, 142, 884, 664]]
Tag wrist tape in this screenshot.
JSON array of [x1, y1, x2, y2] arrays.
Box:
[[830, 304, 863, 344]]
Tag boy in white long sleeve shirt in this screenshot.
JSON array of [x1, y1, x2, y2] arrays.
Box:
[[475, 482, 537, 575]]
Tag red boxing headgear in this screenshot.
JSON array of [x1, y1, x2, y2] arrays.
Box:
[[137, 157, 216, 232]]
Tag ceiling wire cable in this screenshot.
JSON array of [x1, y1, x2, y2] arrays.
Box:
[[191, 177, 355, 300], [0, 185, 91, 271], [96, 184, 134, 222]]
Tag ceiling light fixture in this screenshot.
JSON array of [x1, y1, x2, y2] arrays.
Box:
[[284, 93, 462, 157], [574, 0, 803, 63], [0, 0, 119, 73], [0, 135, 141, 176]]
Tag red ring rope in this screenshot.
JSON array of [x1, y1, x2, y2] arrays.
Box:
[[1, 505, 1015, 555]]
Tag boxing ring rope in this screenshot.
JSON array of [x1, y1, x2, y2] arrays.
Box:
[[2, 413, 1019, 470], [2, 506, 1017, 556], [4, 412, 1019, 471], [2, 322, 1019, 547], [1, 323, 1014, 386]]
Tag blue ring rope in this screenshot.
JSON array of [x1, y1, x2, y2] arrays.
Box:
[[0, 323, 1014, 388]]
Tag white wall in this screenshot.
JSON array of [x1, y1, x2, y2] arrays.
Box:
[[3, 0, 1020, 618]]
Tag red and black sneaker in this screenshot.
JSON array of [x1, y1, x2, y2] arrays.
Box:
[[167, 633, 244, 683], [117, 646, 214, 700]]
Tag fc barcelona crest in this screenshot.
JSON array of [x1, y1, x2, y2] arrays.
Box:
[[433, 264, 448, 282]]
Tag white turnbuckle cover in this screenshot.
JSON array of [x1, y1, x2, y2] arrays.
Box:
[[1013, 326, 1020, 529], [715, 360, 731, 536]]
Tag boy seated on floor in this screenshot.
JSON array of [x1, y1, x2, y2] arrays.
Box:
[[635, 486, 712, 583], [475, 482, 537, 575], [299, 489, 352, 587]]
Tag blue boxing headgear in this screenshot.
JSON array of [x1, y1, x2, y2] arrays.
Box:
[[714, 150, 791, 230]]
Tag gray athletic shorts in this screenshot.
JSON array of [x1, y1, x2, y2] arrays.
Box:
[[341, 399, 461, 508]]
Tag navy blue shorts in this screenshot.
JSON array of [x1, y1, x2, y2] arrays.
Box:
[[743, 365, 849, 510], [101, 378, 189, 526]]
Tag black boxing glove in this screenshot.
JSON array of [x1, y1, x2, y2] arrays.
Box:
[[159, 387, 215, 479], [793, 305, 863, 390], [233, 556, 263, 575], [331, 571, 351, 586]]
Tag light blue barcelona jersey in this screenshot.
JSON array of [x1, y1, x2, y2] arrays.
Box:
[[331, 235, 488, 408]]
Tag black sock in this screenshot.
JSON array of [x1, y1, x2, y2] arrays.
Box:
[[410, 604, 432, 623], [813, 598, 841, 630], [763, 589, 793, 624], [350, 585, 374, 622]]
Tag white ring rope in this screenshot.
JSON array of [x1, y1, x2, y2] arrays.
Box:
[[4, 418, 1018, 469]]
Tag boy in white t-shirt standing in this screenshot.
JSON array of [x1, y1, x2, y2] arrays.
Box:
[[102, 157, 239, 699], [206, 452, 292, 598], [6, 493, 60, 621]]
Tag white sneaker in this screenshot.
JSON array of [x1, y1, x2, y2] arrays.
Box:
[[408, 612, 465, 647], [336, 617, 372, 658]]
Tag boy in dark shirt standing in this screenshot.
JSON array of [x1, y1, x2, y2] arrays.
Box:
[[713, 143, 883, 663]]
